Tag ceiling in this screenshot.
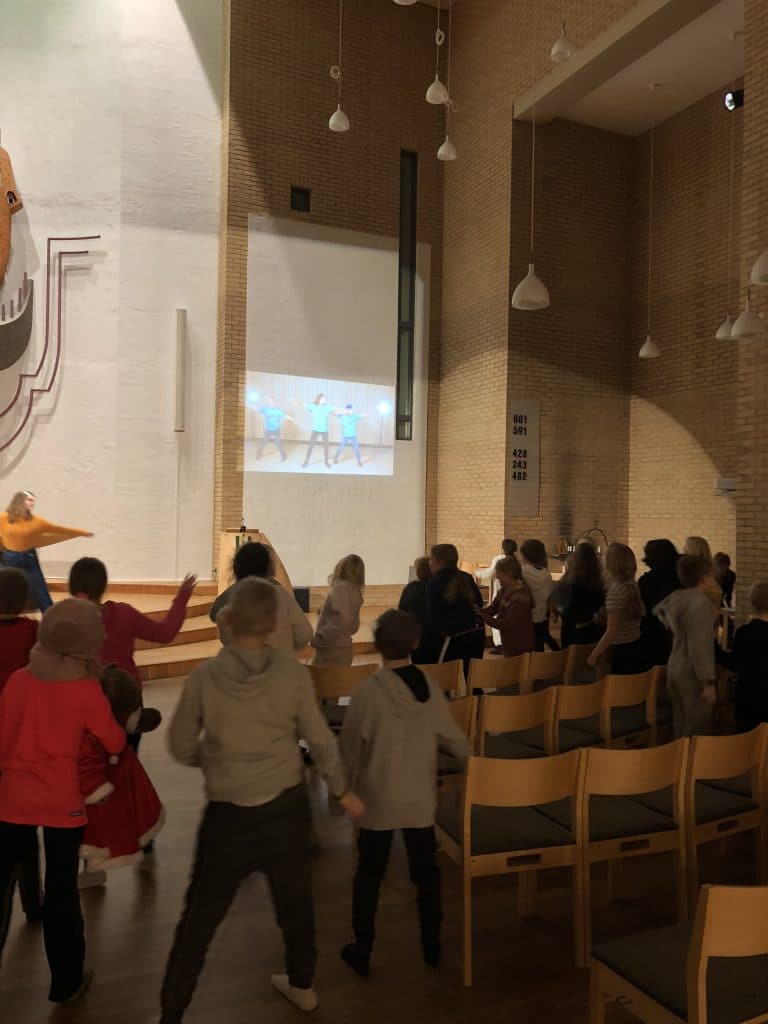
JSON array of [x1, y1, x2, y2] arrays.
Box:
[[565, 0, 743, 134]]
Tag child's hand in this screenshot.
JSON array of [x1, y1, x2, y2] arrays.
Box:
[[339, 792, 365, 820], [180, 573, 198, 595]]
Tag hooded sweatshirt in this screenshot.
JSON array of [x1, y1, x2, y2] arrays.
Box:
[[313, 580, 363, 650], [168, 645, 346, 806], [339, 667, 470, 830], [521, 564, 554, 624], [655, 588, 716, 695], [210, 578, 312, 656]]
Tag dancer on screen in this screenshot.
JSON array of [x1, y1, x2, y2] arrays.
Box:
[[302, 393, 333, 469], [256, 396, 294, 463], [334, 404, 367, 468]]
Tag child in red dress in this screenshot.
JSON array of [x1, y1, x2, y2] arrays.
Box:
[[0, 567, 38, 694]]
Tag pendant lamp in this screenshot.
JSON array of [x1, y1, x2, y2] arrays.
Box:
[[731, 292, 767, 340], [393, 0, 418, 5], [639, 106, 659, 358], [437, 1, 457, 161], [328, 0, 350, 133], [751, 248, 768, 286], [512, 92, 549, 310], [426, 3, 449, 105], [550, 21, 575, 63]]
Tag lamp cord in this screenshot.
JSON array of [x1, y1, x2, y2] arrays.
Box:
[[337, 0, 343, 104], [435, 1, 441, 78], [530, 87, 537, 262], [727, 83, 735, 306], [445, 0, 452, 133], [647, 121, 654, 336]]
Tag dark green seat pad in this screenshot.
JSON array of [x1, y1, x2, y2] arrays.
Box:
[[536, 795, 677, 842], [633, 784, 757, 824], [436, 801, 573, 855]]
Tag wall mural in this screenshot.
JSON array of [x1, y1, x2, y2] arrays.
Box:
[[0, 144, 100, 461]]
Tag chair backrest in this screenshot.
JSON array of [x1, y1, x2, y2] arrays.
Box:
[[449, 696, 477, 750], [309, 663, 376, 701], [523, 649, 569, 693], [467, 653, 529, 692], [563, 643, 598, 685], [687, 884, 768, 1024], [687, 725, 767, 799], [477, 689, 556, 754], [464, 749, 582, 811], [552, 680, 605, 753], [460, 561, 478, 575], [582, 739, 689, 819], [599, 668, 659, 742], [423, 660, 466, 697]]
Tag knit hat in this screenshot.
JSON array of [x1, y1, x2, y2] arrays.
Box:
[[29, 598, 104, 682]]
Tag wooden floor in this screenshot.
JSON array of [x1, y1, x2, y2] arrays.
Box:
[[0, 681, 756, 1024]]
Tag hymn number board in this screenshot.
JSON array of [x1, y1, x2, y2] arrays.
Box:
[[507, 399, 540, 516]]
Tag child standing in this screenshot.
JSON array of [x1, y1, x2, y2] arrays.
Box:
[[588, 542, 650, 675], [311, 554, 365, 667], [519, 539, 558, 651], [0, 600, 125, 1004], [655, 556, 717, 737], [334, 404, 367, 467], [717, 582, 768, 731], [339, 610, 470, 975], [160, 579, 362, 1021], [0, 567, 38, 693], [481, 556, 534, 656]]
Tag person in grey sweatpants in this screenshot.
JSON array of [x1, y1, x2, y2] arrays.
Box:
[[159, 579, 363, 1023], [655, 555, 717, 738]]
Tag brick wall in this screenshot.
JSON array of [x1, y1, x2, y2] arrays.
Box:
[[628, 91, 742, 563], [215, 0, 444, 546]]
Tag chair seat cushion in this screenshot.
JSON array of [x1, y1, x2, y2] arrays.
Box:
[[484, 732, 545, 759], [633, 784, 757, 825], [535, 794, 677, 842], [436, 802, 573, 855], [557, 725, 603, 752], [561, 714, 601, 736], [437, 751, 464, 776], [705, 772, 753, 799], [593, 921, 768, 1024], [610, 703, 649, 737]]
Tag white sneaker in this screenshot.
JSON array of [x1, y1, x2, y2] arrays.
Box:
[[270, 974, 318, 1012], [78, 870, 107, 890]]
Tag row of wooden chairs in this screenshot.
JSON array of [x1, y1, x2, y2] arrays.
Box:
[[435, 726, 768, 986]]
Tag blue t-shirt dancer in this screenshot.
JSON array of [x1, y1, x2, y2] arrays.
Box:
[[334, 404, 367, 468], [256, 396, 293, 463], [302, 394, 333, 469]]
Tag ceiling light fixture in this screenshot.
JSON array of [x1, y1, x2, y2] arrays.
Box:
[[512, 88, 549, 311], [426, 2, 449, 105], [393, 0, 418, 5], [731, 291, 767, 340], [751, 248, 768, 286], [639, 89, 659, 359], [437, 0, 457, 161], [328, 0, 350, 133], [724, 88, 744, 111], [550, 20, 575, 63]]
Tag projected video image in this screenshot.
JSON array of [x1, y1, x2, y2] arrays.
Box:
[[244, 372, 395, 476]]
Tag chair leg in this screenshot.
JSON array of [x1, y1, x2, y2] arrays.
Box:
[[686, 841, 699, 920], [758, 824, 768, 884], [462, 867, 473, 987], [589, 963, 607, 1024], [517, 870, 537, 917], [583, 859, 593, 961], [573, 860, 587, 969]]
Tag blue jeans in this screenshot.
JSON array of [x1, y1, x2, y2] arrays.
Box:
[[1, 549, 53, 611], [335, 437, 361, 464]]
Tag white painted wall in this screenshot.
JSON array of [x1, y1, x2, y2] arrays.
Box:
[[0, 0, 221, 580], [244, 219, 428, 586]]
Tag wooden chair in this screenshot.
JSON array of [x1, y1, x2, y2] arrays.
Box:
[[683, 726, 768, 912], [476, 689, 556, 758], [600, 669, 659, 748], [563, 643, 599, 685], [551, 680, 606, 754], [436, 749, 586, 984], [523, 648, 570, 693], [438, 696, 477, 791], [591, 884, 768, 1023], [308, 663, 376, 732], [574, 740, 690, 955], [423, 660, 466, 698], [466, 653, 529, 694]]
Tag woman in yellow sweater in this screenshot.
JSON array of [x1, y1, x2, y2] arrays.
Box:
[[0, 492, 92, 611]]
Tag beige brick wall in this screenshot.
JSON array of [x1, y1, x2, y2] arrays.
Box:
[[215, 0, 444, 546], [628, 91, 741, 563]]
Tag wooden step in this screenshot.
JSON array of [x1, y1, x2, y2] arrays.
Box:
[[48, 579, 218, 595]]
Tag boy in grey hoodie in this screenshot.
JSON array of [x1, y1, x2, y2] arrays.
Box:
[[339, 609, 470, 976], [655, 555, 717, 738], [159, 578, 363, 1022]]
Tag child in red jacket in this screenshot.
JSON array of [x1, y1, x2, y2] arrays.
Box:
[[0, 599, 125, 1005], [0, 567, 38, 694]]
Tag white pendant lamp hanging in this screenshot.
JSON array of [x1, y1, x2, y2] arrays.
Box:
[[715, 83, 737, 340], [639, 105, 659, 359], [731, 290, 767, 340], [550, 20, 575, 63], [426, 2, 449, 105], [751, 248, 768, 286], [437, 1, 457, 161], [393, 0, 418, 5], [328, 0, 350, 133], [512, 89, 549, 310]]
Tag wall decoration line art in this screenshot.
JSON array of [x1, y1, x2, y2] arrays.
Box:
[[0, 275, 33, 370]]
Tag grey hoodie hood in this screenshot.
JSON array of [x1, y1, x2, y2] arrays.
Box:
[[373, 668, 432, 720], [656, 586, 710, 628], [206, 645, 275, 697]]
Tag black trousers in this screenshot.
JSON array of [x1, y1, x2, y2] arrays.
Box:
[[442, 629, 486, 676], [303, 431, 330, 466], [160, 786, 316, 1024], [533, 620, 560, 653], [257, 430, 286, 460], [352, 827, 441, 957], [609, 637, 651, 676], [0, 822, 84, 1003]]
